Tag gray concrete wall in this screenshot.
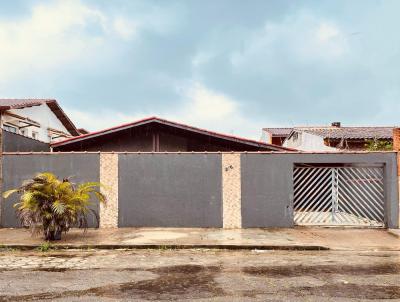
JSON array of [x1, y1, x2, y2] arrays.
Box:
[[2, 131, 49, 152], [241, 154, 293, 227], [0, 152, 398, 229], [241, 152, 399, 228], [118, 153, 222, 227], [1, 154, 100, 228]]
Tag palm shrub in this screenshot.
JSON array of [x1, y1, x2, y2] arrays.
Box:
[[3, 172, 106, 241]]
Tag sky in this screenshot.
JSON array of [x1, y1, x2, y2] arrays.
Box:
[[0, 0, 399, 139]]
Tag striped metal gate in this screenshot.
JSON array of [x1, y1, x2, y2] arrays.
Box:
[[293, 165, 385, 227]]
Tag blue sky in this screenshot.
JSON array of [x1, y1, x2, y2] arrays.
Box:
[[1, 0, 399, 138]]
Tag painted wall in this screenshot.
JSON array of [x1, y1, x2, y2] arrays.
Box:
[[118, 154, 223, 227], [241, 154, 293, 227], [1, 154, 100, 228], [3, 104, 70, 143], [241, 152, 399, 228], [284, 131, 337, 151], [260, 130, 272, 144], [2, 131, 50, 152], [260, 130, 288, 146], [0, 152, 398, 229]]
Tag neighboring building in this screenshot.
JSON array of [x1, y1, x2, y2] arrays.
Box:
[[261, 128, 293, 146], [52, 116, 293, 152], [263, 122, 394, 151], [0, 99, 79, 143]]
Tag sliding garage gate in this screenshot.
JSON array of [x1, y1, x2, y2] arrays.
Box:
[[293, 164, 385, 227]]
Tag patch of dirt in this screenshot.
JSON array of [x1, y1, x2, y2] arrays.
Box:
[[0, 265, 225, 301], [243, 263, 400, 277], [293, 284, 400, 300], [32, 268, 69, 273], [93, 265, 224, 300], [38, 253, 94, 258]]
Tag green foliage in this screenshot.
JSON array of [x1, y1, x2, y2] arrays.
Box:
[[37, 242, 53, 252], [3, 172, 106, 241], [365, 139, 393, 151]]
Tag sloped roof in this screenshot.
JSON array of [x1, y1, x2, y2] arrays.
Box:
[[300, 127, 394, 140], [77, 128, 90, 135], [52, 116, 294, 151], [263, 128, 293, 137], [0, 99, 79, 136]]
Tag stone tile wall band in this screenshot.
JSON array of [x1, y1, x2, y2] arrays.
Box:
[[222, 153, 242, 229], [99, 153, 118, 228]]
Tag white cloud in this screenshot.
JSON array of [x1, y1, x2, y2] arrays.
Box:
[[67, 82, 266, 139], [0, 0, 141, 86], [312, 22, 346, 58], [113, 17, 138, 40], [316, 23, 340, 42], [0, 0, 102, 82], [230, 12, 348, 71], [191, 52, 214, 68], [179, 83, 237, 120]]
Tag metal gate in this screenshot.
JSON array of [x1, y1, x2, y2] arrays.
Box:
[[293, 165, 385, 227]]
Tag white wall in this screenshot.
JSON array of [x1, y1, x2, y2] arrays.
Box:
[[3, 104, 70, 143], [260, 130, 272, 143], [284, 131, 337, 151]]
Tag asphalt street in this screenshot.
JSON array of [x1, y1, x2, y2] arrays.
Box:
[[0, 248, 399, 301]]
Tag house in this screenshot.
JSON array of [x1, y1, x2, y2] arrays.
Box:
[[262, 122, 394, 151], [261, 128, 293, 146], [0, 99, 79, 143], [52, 116, 293, 152]]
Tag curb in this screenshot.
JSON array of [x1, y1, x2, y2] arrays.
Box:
[[0, 244, 330, 251], [388, 229, 400, 238]]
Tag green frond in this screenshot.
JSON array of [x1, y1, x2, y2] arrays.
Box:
[[6, 172, 107, 240], [78, 181, 102, 188], [30, 191, 50, 199], [51, 201, 66, 215], [21, 192, 36, 204], [13, 202, 23, 209], [55, 181, 73, 197], [36, 172, 57, 183], [93, 191, 106, 203], [2, 189, 19, 199], [43, 211, 53, 219]]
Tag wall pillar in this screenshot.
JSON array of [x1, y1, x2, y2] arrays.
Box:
[[99, 153, 119, 228], [0, 125, 2, 227], [393, 128, 400, 228], [222, 153, 242, 228]]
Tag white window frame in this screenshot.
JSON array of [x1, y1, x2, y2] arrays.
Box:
[[32, 131, 39, 140], [3, 124, 17, 133]]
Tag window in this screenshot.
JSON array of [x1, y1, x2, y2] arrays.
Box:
[[32, 131, 38, 139], [3, 125, 17, 133], [20, 129, 27, 136]]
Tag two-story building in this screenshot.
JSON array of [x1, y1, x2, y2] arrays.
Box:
[[0, 99, 81, 152], [0, 99, 80, 143]]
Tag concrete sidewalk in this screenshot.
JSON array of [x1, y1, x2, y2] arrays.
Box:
[[1, 227, 400, 251]]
